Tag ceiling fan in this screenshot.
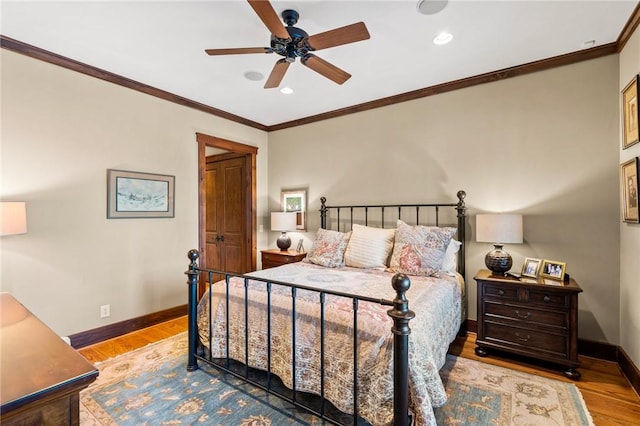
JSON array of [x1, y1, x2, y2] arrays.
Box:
[[205, 0, 370, 89]]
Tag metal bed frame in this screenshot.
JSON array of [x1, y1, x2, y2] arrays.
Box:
[[184, 190, 467, 426]]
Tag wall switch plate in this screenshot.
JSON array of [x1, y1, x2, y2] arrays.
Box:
[[100, 304, 111, 318]]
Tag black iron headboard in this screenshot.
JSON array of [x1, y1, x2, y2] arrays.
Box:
[[319, 190, 467, 277]]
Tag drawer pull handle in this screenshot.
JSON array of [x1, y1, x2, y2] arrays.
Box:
[[543, 296, 550, 303], [498, 290, 505, 296], [515, 332, 531, 342], [515, 310, 531, 319]]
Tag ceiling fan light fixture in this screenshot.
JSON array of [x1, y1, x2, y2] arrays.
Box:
[[417, 0, 448, 15], [433, 31, 453, 45], [280, 87, 294, 94]]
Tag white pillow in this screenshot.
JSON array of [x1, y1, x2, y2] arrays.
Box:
[[441, 239, 462, 273], [344, 224, 395, 269]]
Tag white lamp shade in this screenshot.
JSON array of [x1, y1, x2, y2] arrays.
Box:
[[271, 212, 297, 232], [476, 214, 523, 244], [1, 202, 27, 236]]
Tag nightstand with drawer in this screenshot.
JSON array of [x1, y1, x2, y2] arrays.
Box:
[[261, 249, 307, 269], [474, 269, 583, 379]]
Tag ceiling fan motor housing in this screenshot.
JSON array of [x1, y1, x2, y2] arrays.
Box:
[[270, 9, 313, 62]]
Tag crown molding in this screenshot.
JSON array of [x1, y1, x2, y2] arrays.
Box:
[[268, 43, 617, 131], [0, 35, 268, 131], [617, 1, 640, 52]]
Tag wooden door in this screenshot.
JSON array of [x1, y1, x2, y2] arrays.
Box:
[[204, 153, 248, 275]]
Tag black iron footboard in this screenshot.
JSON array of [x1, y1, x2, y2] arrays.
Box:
[[185, 249, 415, 426]]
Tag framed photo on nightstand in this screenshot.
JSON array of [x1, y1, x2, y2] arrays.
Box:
[[521, 257, 542, 278], [541, 259, 566, 281]]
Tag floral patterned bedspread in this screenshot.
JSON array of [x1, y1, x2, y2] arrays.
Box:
[[197, 262, 462, 426]]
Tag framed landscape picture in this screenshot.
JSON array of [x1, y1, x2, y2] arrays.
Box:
[[621, 157, 639, 223], [107, 169, 175, 218], [622, 74, 639, 149]]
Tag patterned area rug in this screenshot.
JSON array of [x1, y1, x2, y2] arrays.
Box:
[[435, 356, 593, 426], [80, 333, 593, 425]]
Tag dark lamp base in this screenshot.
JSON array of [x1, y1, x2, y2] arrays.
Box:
[[276, 232, 291, 251], [485, 244, 512, 276]]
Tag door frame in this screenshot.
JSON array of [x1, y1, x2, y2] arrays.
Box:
[[196, 132, 258, 274]]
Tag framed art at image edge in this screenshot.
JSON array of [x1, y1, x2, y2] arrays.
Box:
[[620, 157, 639, 223], [107, 169, 175, 219], [622, 74, 639, 150]]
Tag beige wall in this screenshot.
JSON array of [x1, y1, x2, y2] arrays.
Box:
[[619, 26, 640, 367], [0, 50, 269, 336], [0, 44, 628, 350], [268, 55, 621, 344]]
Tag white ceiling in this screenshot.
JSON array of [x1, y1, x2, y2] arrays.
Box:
[[1, 1, 637, 126]]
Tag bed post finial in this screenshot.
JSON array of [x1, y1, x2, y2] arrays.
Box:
[[388, 273, 415, 426], [188, 249, 199, 264], [457, 190, 466, 204], [185, 249, 200, 372], [320, 196, 327, 229]]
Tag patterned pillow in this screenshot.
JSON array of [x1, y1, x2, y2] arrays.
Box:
[[344, 224, 396, 269], [390, 220, 457, 276], [307, 228, 351, 268]]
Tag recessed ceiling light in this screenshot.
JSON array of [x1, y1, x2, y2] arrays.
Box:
[[433, 32, 453, 45], [280, 87, 294, 95], [243, 71, 264, 81], [417, 0, 448, 15]]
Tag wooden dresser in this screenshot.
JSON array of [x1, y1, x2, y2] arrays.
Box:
[[0, 293, 99, 425], [474, 269, 583, 379], [261, 248, 307, 269]]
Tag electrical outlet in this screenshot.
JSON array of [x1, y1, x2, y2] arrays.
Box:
[[100, 304, 111, 318]]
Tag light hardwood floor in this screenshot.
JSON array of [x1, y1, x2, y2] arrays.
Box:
[[79, 317, 640, 425]]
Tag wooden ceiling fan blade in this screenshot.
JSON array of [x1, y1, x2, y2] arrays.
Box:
[[247, 0, 290, 40], [306, 22, 370, 51], [302, 55, 351, 85], [264, 59, 290, 88], [205, 47, 270, 55]]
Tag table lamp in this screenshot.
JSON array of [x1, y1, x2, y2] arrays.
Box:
[[476, 213, 523, 275], [271, 212, 297, 251]]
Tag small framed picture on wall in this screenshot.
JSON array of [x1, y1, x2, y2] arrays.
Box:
[[281, 189, 307, 231], [621, 157, 639, 223], [622, 74, 639, 149]]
